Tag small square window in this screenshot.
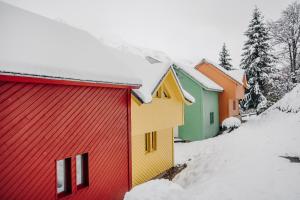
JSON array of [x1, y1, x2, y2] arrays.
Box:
[[210, 112, 214, 124], [76, 153, 89, 188], [56, 158, 72, 196]]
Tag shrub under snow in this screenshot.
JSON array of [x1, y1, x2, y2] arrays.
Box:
[[222, 117, 241, 130], [272, 84, 300, 113]]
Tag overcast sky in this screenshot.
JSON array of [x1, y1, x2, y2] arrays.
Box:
[[3, 0, 294, 67]]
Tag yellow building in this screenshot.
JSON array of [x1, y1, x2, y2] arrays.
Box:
[[131, 64, 194, 186]]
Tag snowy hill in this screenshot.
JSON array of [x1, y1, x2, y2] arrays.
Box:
[[271, 84, 300, 113], [124, 85, 300, 200]]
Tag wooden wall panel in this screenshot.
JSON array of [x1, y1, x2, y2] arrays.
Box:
[[0, 81, 130, 200]]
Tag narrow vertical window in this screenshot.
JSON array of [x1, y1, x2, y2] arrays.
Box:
[[233, 100, 236, 110], [210, 112, 214, 124], [145, 133, 151, 152], [151, 131, 157, 150], [76, 153, 89, 188], [56, 158, 72, 196]]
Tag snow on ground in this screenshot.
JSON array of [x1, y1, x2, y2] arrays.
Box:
[[125, 85, 300, 200]]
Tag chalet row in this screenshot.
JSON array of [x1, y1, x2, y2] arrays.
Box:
[[0, 2, 247, 200]]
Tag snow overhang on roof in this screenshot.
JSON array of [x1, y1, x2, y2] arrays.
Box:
[[197, 59, 245, 86], [173, 63, 223, 92], [130, 61, 195, 104], [170, 66, 195, 104], [0, 2, 141, 88]]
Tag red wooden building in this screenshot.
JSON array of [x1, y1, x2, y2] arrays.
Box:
[[0, 2, 141, 200]]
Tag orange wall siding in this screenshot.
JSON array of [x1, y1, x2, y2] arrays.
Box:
[[196, 63, 245, 123]]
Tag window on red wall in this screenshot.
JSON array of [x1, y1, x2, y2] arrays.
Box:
[[76, 153, 89, 189], [56, 158, 72, 197]]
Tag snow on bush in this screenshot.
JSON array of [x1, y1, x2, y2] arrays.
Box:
[[273, 84, 300, 113], [222, 117, 241, 130]]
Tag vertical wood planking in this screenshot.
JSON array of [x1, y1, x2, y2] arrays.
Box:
[[0, 81, 130, 200]]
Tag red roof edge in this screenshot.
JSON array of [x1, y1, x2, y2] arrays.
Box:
[[0, 74, 141, 89]]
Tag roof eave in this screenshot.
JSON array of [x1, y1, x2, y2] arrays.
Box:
[[0, 72, 141, 89], [196, 60, 244, 86], [184, 98, 194, 105], [176, 67, 223, 93]]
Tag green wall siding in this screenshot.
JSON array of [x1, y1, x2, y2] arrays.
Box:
[[175, 68, 220, 141], [202, 90, 220, 139]]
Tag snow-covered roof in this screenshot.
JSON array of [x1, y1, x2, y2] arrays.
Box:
[[228, 69, 246, 85], [174, 63, 223, 92], [198, 59, 245, 86], [108, 50, 194, 104], [182, 88, 195, 103], [171, 67, 195, 103], [0, 2, 141, 87]]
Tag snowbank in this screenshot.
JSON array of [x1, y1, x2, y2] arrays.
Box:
[[272, 84, 300, 113], [222, 117, 241, 129], [124, 180, 190, 200]]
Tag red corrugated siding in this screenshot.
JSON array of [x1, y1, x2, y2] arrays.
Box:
[[0, 81, 130, 200]]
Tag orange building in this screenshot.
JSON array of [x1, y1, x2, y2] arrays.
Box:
[[195, 59, 248, 124]]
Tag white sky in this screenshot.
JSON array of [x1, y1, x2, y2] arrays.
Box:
[[3, 0, 294, 67]]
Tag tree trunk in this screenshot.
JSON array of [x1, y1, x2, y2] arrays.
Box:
[[288, 43, 294, 73]]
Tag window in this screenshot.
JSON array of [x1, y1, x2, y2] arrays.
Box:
[[162, 88, 170, 98], [233, 100, 236, 110], [145, 132, 151, 152], [155, 85, 171, 99], [145, 131, 157, 152], [210, 112, 214, 124], [56, 158, 72, 196], [76, 153, 89, 189], [151, 131, 157, 151]]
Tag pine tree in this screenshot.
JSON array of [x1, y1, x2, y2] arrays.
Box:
[[240, 7, 275, 110], [219, 43, 233, 70]]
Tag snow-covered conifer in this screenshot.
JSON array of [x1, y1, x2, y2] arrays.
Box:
[[240, 7, 275, 109], [219, 43, 233, 70]]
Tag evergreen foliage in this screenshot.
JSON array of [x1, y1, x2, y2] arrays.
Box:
[[240, 7, 275, 110], [219, 43, 233, 70]]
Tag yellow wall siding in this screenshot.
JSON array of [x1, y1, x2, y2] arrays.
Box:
[[131, 71, 184, 136], [131, 70, 185, 186], [132, 128, 174, 186]]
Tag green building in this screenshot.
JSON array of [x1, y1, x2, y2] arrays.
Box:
[[174, 64, 223, 141]]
